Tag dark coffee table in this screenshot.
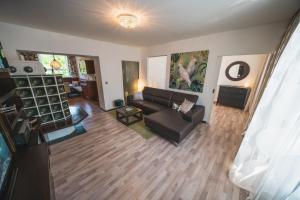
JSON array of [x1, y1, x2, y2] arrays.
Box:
[[116, 106, 143, 126]]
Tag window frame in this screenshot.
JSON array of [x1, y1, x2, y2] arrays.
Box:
[[37, 53, 70, 77]]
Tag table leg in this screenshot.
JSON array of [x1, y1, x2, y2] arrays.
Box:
[[126, 116, 129, 125], [117, 112, 123, 121]]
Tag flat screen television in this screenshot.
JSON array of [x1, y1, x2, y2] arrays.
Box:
[[0, 131, 12, 198]]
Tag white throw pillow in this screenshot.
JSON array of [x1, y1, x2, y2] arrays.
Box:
[[180, 99, 194, 114], [172, 103, 179, 110], [133, 92, 143, 101]]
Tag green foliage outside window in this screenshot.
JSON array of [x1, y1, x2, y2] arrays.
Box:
[[79, 60, 87, 75], [38, 54, 70, 77]]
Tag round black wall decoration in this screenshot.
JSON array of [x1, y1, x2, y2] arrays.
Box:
[[9, 66, 17, 73], [23, 66, 33, 73], [225, 61, 250, 81]]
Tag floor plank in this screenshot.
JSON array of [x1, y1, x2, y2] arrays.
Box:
[[50, 97, 249, 200]]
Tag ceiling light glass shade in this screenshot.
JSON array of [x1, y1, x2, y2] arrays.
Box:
[[50, 58, 61, 70], [117, 14, 138, 29]]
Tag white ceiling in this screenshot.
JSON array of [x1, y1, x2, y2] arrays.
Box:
[[0, 0, 299, 46]]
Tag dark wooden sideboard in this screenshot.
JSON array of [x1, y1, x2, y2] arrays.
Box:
[[11, 143, 54, 200], [80, 79, 98, 100], [217, 85, 250, 109]]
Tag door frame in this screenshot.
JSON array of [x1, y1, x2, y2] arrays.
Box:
[[16, 50, 106, 109], [121, 60, 140, 104], [147, 55, 168, 89]]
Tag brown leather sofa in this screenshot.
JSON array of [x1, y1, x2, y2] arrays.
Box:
[[127, 87, 205, 145]]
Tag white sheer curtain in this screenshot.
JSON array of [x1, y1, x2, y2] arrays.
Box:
[[229, 17, 300, 199]]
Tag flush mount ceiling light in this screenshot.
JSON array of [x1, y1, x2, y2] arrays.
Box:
[[117, 13, 138, 29]]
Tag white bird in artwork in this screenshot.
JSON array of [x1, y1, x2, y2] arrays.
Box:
[[178, 62, 191, 87], [187, 56, 197, 76]]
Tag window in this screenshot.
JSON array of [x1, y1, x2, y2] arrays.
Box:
[[78, 59, 87, 75], [38, 54, 70, 77]]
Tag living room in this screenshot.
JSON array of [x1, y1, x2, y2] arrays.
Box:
[[0, 1, 300, 200]]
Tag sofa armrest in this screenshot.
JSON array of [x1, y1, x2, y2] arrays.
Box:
[[181, 105, 205, 125], [127, 95, 134, 106]]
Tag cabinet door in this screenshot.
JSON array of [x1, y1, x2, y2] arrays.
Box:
[[80, 81, 88, 98], [85, 60, 95, 74]]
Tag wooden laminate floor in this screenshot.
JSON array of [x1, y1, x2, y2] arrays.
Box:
[[50, 97, 249, 200]]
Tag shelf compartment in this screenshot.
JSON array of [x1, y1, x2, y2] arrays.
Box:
[[62, 101, 69, 109], [41, 114, 54, 123], [51, 103, 62, 112], [39, 105, 51, 115], [12, 75, 71, 131], [16, 88, 33, 98], [29, 77, 43, 87], [56, 76, 63, 84], [55, 120, 67, 129], [64, 109, 71, 117], [48, 95, 60, 104], [43, 77, 55, 85], [23, 98, 36, 108], [60, 94, 68, 101], [58, 85, 65, 93], [53, 112, 64, 120], [24, 107, 38, 117], [36, 97, 49, 106], [46, 86, 58, 95], [33, 87, 46, 97], [14, 77, 30, 87]]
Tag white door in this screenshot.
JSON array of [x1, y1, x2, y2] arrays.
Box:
[[147, 56, 167, 89]]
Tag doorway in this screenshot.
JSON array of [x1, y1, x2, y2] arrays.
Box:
[[147, 56, 167, 89], [122, 61, 139, 104], [214, 54, 268, 111], [17, 50, 105, 110], [75, 57, 99, 102], [211, 54, 269, 131]]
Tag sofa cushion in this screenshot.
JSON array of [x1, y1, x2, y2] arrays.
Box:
[[180, 105, 205, 125], [152, 89, 173, 107], [171, 91, 198, 105], [130, 100, 144, 109], [131, 100, 168, 114], [144, 109, 194, 143], [133, 92, 143, 101], [142, 87, 155, 102], [152, 96, 170, 107], [142, 101, 168, 113]]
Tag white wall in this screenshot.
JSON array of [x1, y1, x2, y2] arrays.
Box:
[[0, 21, 288, 120], [215, 54, 268, 107], [0, 22, 141, 110], [141, 22, 287, 121], [147, 56, 167, 89]]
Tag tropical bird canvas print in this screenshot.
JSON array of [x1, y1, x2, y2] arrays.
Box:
[[169, 50, 209, 93]]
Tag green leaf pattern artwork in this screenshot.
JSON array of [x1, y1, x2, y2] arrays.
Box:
[[169, 50, 209, 93]]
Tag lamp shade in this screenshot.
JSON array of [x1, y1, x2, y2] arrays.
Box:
[[50, 58, 61, 70]]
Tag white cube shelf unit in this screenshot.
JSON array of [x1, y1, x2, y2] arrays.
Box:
[[12, 74, 71, 125]]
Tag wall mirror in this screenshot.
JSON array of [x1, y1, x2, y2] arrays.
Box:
[[225, 61, 250, 81]]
